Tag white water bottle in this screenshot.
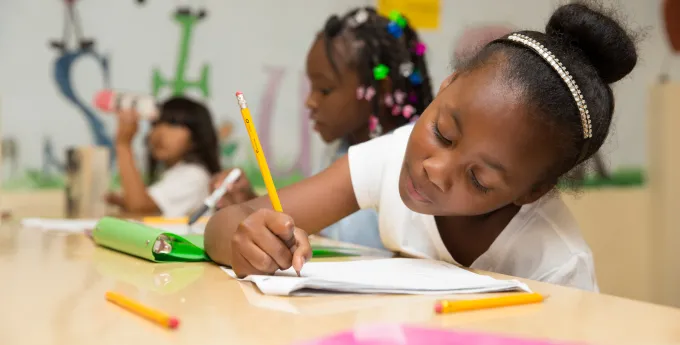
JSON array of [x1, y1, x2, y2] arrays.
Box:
[[93, 89, 159, 120]]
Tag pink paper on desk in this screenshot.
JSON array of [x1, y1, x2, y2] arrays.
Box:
[[296, 325, 584, 345]]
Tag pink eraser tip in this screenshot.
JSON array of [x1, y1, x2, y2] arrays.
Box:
[[94, 89, 114, 110], [434, 302, 443, 314], [235, 91, 243, 96], [168, 317, 180, 329]]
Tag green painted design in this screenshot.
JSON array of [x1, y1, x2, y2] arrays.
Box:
[[220, 142, 239, 158], [3, 170, 65, 190], [238, 159, 305, 190], [152, 12, 210, 98], [559, 167, 645, 189]]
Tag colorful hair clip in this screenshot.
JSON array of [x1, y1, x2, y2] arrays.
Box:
[[384, 94, 394, 107], [369, 115, 382, 138], [389, 10, 407, 28], [373, 64, 390, 80], [391, 105, 402, 116], [348, 9, 369, 28], [402, 105, 416, 119], [414, 42, 427, 56], [399, 62, 414, 78], [394, 90, 406, 104], [365, 86, 376, 101], [387, 22, 403, 39], [409, 71, 423, 85], [356, 86, 365, 100], [408, 91, 418, 104]]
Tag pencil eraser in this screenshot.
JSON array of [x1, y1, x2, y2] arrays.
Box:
[[168, 317, 180, 329], [94, 89, 114, 111], [434, 302, 443, 314]]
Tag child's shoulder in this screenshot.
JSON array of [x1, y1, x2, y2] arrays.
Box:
[[392, 123, 415, 139], [517, 195, 590, 254], [486, 194, 597, 289], [162, 162, 211, 181]]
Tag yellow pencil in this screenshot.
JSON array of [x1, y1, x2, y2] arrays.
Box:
[[235, 91, 283, 212], [434, 292, 544, 314], [105, 291, 180, 329]]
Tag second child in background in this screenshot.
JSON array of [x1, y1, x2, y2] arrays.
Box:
[[106, 97, 221, 217], [212, 7, 434, 249]]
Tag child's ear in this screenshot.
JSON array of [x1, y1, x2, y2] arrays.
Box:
[[438, 72, 458, 94], [513, 182, 555, 206]]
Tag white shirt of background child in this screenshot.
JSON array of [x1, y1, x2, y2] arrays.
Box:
[[148, 162, 211, 217], [347, 124, 599, 291]]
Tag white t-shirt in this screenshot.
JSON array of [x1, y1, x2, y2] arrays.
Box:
[[348, 124, 599, 291], [148, 162, 211, 217]]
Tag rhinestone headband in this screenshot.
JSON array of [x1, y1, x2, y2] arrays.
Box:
[[506, 33, 592, 139]]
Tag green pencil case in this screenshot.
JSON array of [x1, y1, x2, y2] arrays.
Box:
[[92, 217, 210, 262]]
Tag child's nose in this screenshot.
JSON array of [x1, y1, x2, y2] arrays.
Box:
[[422, 156, 454, 193], [305, 93, 319, 111]]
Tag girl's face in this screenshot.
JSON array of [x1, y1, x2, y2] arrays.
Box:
[[148, 122, 192, 165], [399, 62, 561, 216], [305, 37, 370, 143]]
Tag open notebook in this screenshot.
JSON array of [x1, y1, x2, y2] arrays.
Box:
[[222, 258, 530, 296]]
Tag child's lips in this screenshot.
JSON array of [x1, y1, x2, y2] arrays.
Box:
[[406, 172, 432, 204]]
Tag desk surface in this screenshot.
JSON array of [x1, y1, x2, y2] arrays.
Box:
[[1, 224, 680, 345]]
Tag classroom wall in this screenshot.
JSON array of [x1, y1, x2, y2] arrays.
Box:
[[0, 0, 671, 190]]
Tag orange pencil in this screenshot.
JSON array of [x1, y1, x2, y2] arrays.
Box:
[[105, 291, 180, 329], [434, 292, 544, 314]]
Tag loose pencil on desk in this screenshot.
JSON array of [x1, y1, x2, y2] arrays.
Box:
[[105, 291, 180, 329], [235, 91, 283, 212], [434, 292, 544, 314]]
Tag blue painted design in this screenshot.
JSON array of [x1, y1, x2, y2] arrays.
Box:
[[52, 48, 114, 167]]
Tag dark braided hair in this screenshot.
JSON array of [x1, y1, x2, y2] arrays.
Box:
[[454, 2, 638, 183], [321, 7, 433, 130]]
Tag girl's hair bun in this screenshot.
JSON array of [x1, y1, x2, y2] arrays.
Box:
[[546, 2, 637, 84]]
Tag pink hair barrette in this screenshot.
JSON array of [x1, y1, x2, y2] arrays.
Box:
[[356, 86, 365, 100], [391, 105, 402, 116], [384, 94, 394, 107], [414, 42, 427, 56], [394, 90, 406, 104], [402, 105, 416, 119], [364, 86, 376, 101]]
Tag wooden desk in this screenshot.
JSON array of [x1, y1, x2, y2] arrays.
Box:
[[1, 225, 680, 345]]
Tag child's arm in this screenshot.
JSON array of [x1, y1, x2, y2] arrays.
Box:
[[114, 110, 160, 214], [205, 155, 358, 275]]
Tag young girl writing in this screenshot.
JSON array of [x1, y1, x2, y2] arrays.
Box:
[[107, 97, 221, 216], [204, 2, 638, 291], [212, 7, 433, 249]]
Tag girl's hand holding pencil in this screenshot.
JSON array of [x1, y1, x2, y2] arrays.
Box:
[[231, 208, 312, 277]]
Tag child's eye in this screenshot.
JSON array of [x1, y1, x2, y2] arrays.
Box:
[[320, 88, 334, 96], [469, 171, 490, 194], [431, 120, 452, 145]]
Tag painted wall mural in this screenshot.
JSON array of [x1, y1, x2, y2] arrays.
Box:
[[151, 7, 210, 98], [0, 0, 655, 191], [1, 0, 314, 191]]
